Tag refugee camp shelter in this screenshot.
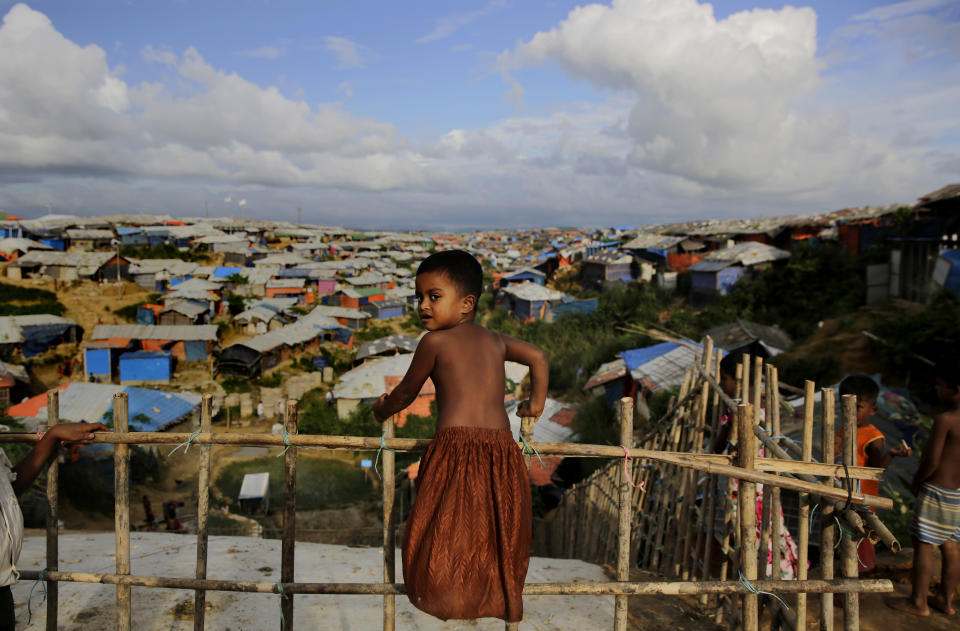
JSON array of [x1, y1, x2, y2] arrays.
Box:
[[361, 298, 406, 320], [0, 237, 53, 262], [622, 341, 702, 393], [506, 398, 577, 486], [0, 315, 80, 359], [581, 250, 634, 290], [0, 360, 29, 408], [89, 325, 219, 362], [496, 282, 568, 321], [238, 472, 271, 516], [355, 334, 419, 365], [6, 250, 130, 281], [333, 354, 435, 425], [6, 382, 205, 433], [584, 358, 633, 408], [217, 315, 343, 377], [703, 320, 793, 357], [119, 351, 172, 384]]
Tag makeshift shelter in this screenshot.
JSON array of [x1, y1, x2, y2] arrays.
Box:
[[0, 315, 80, 358], [119, 351, 173, 384], [360, 298, 405, 320], [496, 282, 568, 322], [581, 250, 634, 290], [89, 325, 219, 362], [0, 360, 29, 408], [621, 341, 702, 393], [355, 334, 419, 365], [703, 320, 793, 357], [238, 472, 271, 516]]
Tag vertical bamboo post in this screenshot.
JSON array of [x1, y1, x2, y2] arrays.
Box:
[[383, 417, 396, 631], [796, 380, 815, 630], [714, 360, 743, 625], [737, 404, 758, 631], [699, 349, 723, 592], [752, 356, 763, 421], [45, 390, 59, 631], [615, 397, 634, 631], [690, 340, 713, 580], [194, 394, 213, 631], [280, 400, 298, 631], [759, 364, 773, 581], [770, 366, 783, 584], [114, 392, 132, 631], [840, 395, 860, 631], [820, 388, 836, 631]]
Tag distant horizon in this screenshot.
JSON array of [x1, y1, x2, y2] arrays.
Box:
[[1, 1, 957, 228]]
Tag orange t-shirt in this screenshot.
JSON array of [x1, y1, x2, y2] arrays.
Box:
[[835, 424, 884, 497]]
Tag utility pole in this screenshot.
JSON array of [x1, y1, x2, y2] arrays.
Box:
[[297, 207, 302, 227], [205, 200, 208, 218]]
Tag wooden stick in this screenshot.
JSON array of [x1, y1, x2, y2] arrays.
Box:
[[15, 569, 894, 595], [45, 390, 59, 631], [821, 388, 836, 631], [383, 417, 396, 631], [770, 366, 783, 586], [760, 364, 773, 580], [840, 395, 860, 631], [114, 392, 132, 631], [194, 394, 213, 631], [698, 349, 723, 593], [737, 404, 759, 631], [861, 511, 901, 554], [796, 380, 815, 630], [615, 397, 634, 631], [715, 359, 743, 625], [280, 400, 298, 631]]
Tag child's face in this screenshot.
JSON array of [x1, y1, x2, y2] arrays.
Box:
[[415, 271, 473, 331], [719, 370, 737, 398], [854, 397, 878, 426]]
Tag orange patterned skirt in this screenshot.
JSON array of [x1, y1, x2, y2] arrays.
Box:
[[402, 426, 531, 622]]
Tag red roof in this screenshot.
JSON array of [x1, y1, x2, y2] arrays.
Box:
[[7, 383, 69, 418]]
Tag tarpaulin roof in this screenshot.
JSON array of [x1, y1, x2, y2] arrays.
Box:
[[7, 382, 204, 432], [622, 341, 701, 392]]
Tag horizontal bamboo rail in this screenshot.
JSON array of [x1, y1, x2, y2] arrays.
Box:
[[16, 570, 892, 596]]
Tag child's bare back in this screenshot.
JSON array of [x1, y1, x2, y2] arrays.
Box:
[[926, 407, 960, 490]]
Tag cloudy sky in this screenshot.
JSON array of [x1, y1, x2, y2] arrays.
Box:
[[0, 0, 957, 229]]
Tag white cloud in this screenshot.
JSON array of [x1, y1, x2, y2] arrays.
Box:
[[416, 0, 507, 44], [338, 81, 353, 98], [236, 45, 283, 60], [851, 0, 951, 22], [141, 44, 177, 66], [497, 0, 928, 198], [323, 36, 374, 69]]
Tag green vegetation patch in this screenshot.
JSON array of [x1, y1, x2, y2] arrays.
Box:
[[0, 281, 65, 316], [215, 455, 376, 512]]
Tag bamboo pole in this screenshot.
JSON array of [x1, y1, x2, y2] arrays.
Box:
[[615, 397, 634, 631], [861, 511, 901, 553], [15, 569, 893, 596], [45, 390, 59, 631], [383, 417, 396, 631], [114, 392, 131, 631], [840, 395, 859, 631], [737, 404, 759, 631], [698, 349, 723, 594], [194, 394, 213, 631], [821, 388, 836, 631], [280, 400, 298, 631], [715, 360, 743, 625], [770, 366, 783, 587], [760, 364, 773, 581], [797, 380, 815, 630]]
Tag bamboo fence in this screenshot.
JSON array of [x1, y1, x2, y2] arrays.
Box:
[[0, 339, 898, 630]]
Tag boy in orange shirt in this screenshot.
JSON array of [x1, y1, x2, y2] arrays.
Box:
[[836, 374, 912, 570]]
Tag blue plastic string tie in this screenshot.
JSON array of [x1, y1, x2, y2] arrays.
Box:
[[277, 430, 294, 457], [276, 580, 289, 631], [519, 433, 544, 467], [168, 430, 201, 456], [739, 569, 790, 612], [26, 569, 46, 625], [762, 434, 799, 448], [374, 433, 396, 480]]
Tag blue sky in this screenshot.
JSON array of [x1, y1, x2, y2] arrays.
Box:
[[0, 0, 958, 229]]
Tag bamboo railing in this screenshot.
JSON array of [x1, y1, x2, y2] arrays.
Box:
[[1, 339, 898, 630]]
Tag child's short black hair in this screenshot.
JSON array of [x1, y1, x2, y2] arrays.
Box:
[[839, 374, 879, 404], [417, 250, 482, 306], [719, 350, 745, 377]]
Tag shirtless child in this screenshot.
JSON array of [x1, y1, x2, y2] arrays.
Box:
[[888, 362, 960, 617], [372, 250, 548, 623]]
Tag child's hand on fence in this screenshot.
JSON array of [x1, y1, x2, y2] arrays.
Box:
[[49, 422, 109, 445], [373, 393, 390, 423], [516, 400, 542, 420]]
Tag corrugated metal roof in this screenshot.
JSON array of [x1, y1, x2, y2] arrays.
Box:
[[356, 334, 419, 361], [11, 250, 114, 268], [91, 324, 219, 341], [334, 354, 430, 399], [626, 343, 700, 392], [702, 241, 791, 266], [621, 234, 684, 250], [0, 237, 53, 253], [235, 316, 340, 353], [499, 281, 567, 301], [688, 259, 736, 272], [308, 306, 371, 320], [584, 358, 627, 390]]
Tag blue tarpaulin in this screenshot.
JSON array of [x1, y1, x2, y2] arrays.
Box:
[[621, 342, 681, 372], [213, 266, 243, 279], [119, 351, 171, 382], [85, 348, 111, 377], [335, 327, 353, 344], [183, 340, 208, 362], [137, 306, 155, 325]]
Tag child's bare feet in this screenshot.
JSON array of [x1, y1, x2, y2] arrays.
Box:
[[928, 595, 956, 616], [886, 596, 930, 616]]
